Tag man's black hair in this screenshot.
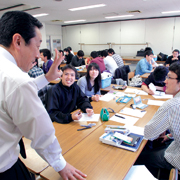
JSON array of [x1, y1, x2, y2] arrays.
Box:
[[153, 66, 169, 82], [77, 50, 84, 57], [173, 49, 180, 54], [169, 62, 180, 82], [64, 48, 70, 54], [62, 64, 77, 77], [90, 51, 98, 59], [40, 49, 51, 59], [101, 50, 108, 57], [0, 11, 43, 47], [108, 48, 115, 54], [67, 46, 72, 51], [144, 50, 153, 57]]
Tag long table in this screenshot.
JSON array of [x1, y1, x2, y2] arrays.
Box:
[[40, 89, 167, 180]]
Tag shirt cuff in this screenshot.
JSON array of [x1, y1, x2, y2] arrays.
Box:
[[34, 74, 49, 90], [52, 154, 66, 172]]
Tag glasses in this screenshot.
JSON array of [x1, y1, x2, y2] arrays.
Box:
[[166, 76, 178, 80]]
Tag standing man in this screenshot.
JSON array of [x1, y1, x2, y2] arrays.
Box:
[[0, 11, 86, 180], [108, 48, 124, 68], [135, 62, 180, 179], [40, 48, 53, 74]]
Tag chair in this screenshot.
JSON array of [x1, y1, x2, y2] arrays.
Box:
[[128, 71, 135, 80], [169, 168, 180, 180]]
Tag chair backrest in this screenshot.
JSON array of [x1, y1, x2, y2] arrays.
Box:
[[128, 71, 135, 80]]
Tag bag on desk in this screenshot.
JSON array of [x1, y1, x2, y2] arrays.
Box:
[[157, 52, 168, 61], [128, 75, 142, 87], [136, 49, 145, 57], [100, 108, 109, 121]]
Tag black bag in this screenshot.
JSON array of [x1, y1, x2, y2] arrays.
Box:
[[136, 50, 145, 57], [157, 52, 168, 61]]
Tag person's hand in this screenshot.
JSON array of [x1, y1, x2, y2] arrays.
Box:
[[91, 94, 100, 102], [86, 108, 94, 116], [148, 89, 155, 95], [59, 162, 87, 180], [172, 57, 178, 61], [45, 49, 64, 82], [71, 110, 82, 120], [159, 133, 172, 143]]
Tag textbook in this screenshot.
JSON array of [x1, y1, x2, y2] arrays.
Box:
[[99, 132, 144, 152]]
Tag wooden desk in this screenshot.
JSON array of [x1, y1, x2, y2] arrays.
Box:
[[40, 96, 159, 180], [19, 138, 49, 174], [49, 79, 61, 84], [54, 98, 127, 155], [140, 73, 150, 79]]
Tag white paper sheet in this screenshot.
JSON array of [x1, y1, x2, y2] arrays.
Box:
[[124, 125, 144, 136], [124, 88, 138, 94], [136, 90, 148, 95], [152, 94, 173, 99], [147, 100, 165, 106], [119, 107, 147, 118], [99, 93, 115, 101], [78, 114, 100, 122], [124, 165, 158, 180], [109, 113, 139, 126]]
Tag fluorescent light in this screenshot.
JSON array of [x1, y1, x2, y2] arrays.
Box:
[[64, 19, 86, 23], [33, 13, 49, 17], [161, 10, 180, 14], [105, 15, 134, 19], [69, 4, 106, 11]]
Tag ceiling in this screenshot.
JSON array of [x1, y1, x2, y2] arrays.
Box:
[[0, 0, 180, 26]]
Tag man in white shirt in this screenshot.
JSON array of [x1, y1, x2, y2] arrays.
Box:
[[101, 50, 118, 76], [0, 11, 86, 180]]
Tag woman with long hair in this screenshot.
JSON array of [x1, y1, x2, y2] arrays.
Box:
[[77, 63, 102, 101]]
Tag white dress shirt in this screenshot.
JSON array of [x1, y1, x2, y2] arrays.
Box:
[[103, 56, 118, 75], [0, 47, 66, 172]]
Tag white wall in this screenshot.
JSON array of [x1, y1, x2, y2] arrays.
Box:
[[62, 17, 180, 56], [45, 24, 62, 57]]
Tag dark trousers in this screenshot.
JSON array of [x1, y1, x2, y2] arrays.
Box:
[[0, 158, 34, 180], [135, 147, 173, 180]]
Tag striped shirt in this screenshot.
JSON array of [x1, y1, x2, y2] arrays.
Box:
[[112, 54, 124, 68], [144, 91, 180, 170]]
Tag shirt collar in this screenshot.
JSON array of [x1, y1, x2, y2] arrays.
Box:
[[0, 46, 17, 66]]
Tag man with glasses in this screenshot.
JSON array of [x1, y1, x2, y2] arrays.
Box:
[[135, 62, 180, 179]]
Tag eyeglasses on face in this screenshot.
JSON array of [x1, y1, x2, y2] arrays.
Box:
[[166, 76, 178, 80]]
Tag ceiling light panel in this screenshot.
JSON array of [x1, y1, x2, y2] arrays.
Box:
[[69, 4, 106, 11]]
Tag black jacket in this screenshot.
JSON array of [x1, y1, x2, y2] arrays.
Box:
[[45, 81, 92, 124], [71, 55, 85, 67]]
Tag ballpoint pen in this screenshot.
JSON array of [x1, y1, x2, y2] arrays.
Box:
[[77, 127, 91, 131], [115, 114, 125, 119]]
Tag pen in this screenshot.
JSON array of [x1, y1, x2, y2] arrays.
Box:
[[115, 114, 125, 119], [109, 127, 126, 129], [141, 110, 146, 112], [77, 127, 91, 131]]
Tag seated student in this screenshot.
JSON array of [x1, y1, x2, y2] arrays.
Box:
[[77, 63, 102, 102], [44, 64, 94, 124], [145, 47, 158, 63], [141, 66, 169, 95], [64, 48, 74, 64], [108, 48, 124, 68], [135, 50, 154, 76], [40, 49, 53, 74], [86, 51, 106, 73], [135, 62, 180, 179], [101, 50, 118, 76], [165, 49, 180, 67], [28, 59, 44, 78], [67, 46, 74, 55], [71, 50, 85, 67]]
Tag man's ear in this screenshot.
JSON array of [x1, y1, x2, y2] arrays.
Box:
[[12, 33, 22, 50]]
